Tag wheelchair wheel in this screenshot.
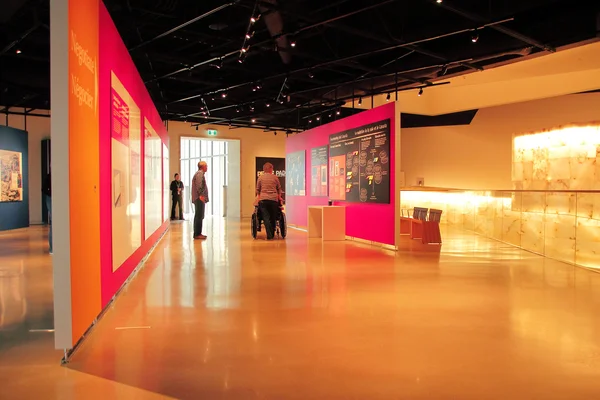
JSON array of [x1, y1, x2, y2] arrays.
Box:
[[279, 212, 287, 238], [251, 213, 258, 239]]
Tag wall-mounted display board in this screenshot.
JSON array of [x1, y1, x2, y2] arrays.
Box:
[[0, 150, 23, 202], [255, 157, 286, 201], [329, 119, 390, 203], [111, 72, 142, 272], [144, 119, 162, 239], [286, 150, 306, 196], [310, 145, 328, 197]]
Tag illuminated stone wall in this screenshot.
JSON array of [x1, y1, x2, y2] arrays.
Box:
[[400, 190, 600, 270], [512, 124, 600, 190]]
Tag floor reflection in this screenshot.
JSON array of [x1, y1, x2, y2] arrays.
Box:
[[3, 219, 600, 399]]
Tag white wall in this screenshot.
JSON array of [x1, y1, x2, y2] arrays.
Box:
[[401, 93, 600, 190], [167, 121, 286, 218], [3, 108, 51, 224]]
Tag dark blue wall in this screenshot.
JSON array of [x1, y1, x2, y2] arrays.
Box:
[[0, 126, 29, 231]]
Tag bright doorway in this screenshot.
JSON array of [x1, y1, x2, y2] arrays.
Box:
[[179, 137, 241, 219]]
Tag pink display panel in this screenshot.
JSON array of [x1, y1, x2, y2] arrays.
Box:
[[99, 3, 169, 307], [286, 103, 396, 246]]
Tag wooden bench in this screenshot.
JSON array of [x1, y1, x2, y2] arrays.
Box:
[[400, 207, 428, 237], [421, 208, 443, 245]]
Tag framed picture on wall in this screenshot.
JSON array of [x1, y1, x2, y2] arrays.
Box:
[[0, 149, 23, 202]]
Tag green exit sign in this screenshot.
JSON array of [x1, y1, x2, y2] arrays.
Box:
[[207, 129, 218, 136]]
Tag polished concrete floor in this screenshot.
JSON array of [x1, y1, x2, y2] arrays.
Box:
[[1, 220, 600, 399]]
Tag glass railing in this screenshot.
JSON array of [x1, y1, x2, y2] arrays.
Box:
[[400, 188, 600, 270]]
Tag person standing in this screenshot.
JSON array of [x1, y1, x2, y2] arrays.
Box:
[[170, 173, 184, 220], [256, 162, 282, 240], [191, 161, 209, 240], [42, 172, 52, 254]]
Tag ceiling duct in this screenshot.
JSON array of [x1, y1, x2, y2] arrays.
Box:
[[258, 0, 291, 64]]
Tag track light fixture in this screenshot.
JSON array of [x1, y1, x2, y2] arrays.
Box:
[[250, 14, 260, 23], [195, 125, 198, 131], [290, 37, 297, 47], [16, 49, 22, 54], [336, 109, 341, 115], [266, 103, 271, 107], [221, 92, 228, 98], [358, 97, 362, 105], [309, 119, 313, 124], [236, 107, 240, 113], [251, 118, 256, 123], [471, 29, 479, 43], [308, 70, 314, 79], [316, 116, 321, 121], [386, 93, 391, 102], [418, 88, 423, 96]]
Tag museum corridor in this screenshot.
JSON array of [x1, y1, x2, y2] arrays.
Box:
[[2, 220, 600, 399]]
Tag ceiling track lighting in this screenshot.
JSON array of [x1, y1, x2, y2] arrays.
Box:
[[308, 70, 314, 79], [418, 88, 423, 96], [386, 93, 391, 102], [471, 29, 479, 43], [358, 97, 362, 105], [336, 109, 341, 115], [16, 49, 22, 54], [266, 103, 271, 108], [250, 14, 260, 24], [251, 118, 256, 123], [221, 92, 228, 98]]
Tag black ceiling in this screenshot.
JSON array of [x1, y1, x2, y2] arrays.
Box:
[[1, 0, 599, 131]]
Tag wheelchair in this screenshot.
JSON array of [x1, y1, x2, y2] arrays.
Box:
[[251, 202, 287, 239]]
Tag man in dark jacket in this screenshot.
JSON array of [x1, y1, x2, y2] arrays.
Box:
[[170, 173, 184, 220], [42, 172, 52, 254]]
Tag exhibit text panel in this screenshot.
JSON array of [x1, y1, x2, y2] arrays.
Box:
[[111, 72, 142, 272], [286, 150, 306, 196], [329, 119, 390, 203], [310, 145, 328, 197], [144, 119, 162, 239]]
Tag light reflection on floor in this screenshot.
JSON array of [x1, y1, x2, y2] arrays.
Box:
[[1, 220, 600, 399]]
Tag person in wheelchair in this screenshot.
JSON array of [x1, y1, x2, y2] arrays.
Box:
[[255, 162, 282, 240]]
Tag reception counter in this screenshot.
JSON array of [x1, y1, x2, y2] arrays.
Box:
[[400, 187, 600, 270]]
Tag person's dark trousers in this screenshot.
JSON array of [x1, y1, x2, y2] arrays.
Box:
[[259, 200, 279, 240], [193, 199, 205, 237], [171, 195, 183, 219], [44, 193, 52, 253]]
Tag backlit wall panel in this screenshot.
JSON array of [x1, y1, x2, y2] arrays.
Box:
[[110, 72, 142, 271], [513, 124, 600, 191], [144, 119, 162, 239]]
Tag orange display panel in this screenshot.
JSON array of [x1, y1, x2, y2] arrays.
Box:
[[68, 0, 101, 345]]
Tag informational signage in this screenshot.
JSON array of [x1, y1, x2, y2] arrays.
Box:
[[286, 150, 306, 196], [310, 145, 328, 197], [329, 119, 390, 203], [255, 157, 286, 201]]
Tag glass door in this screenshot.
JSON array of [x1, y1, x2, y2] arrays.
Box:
[[180, 138, 229, 218]]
